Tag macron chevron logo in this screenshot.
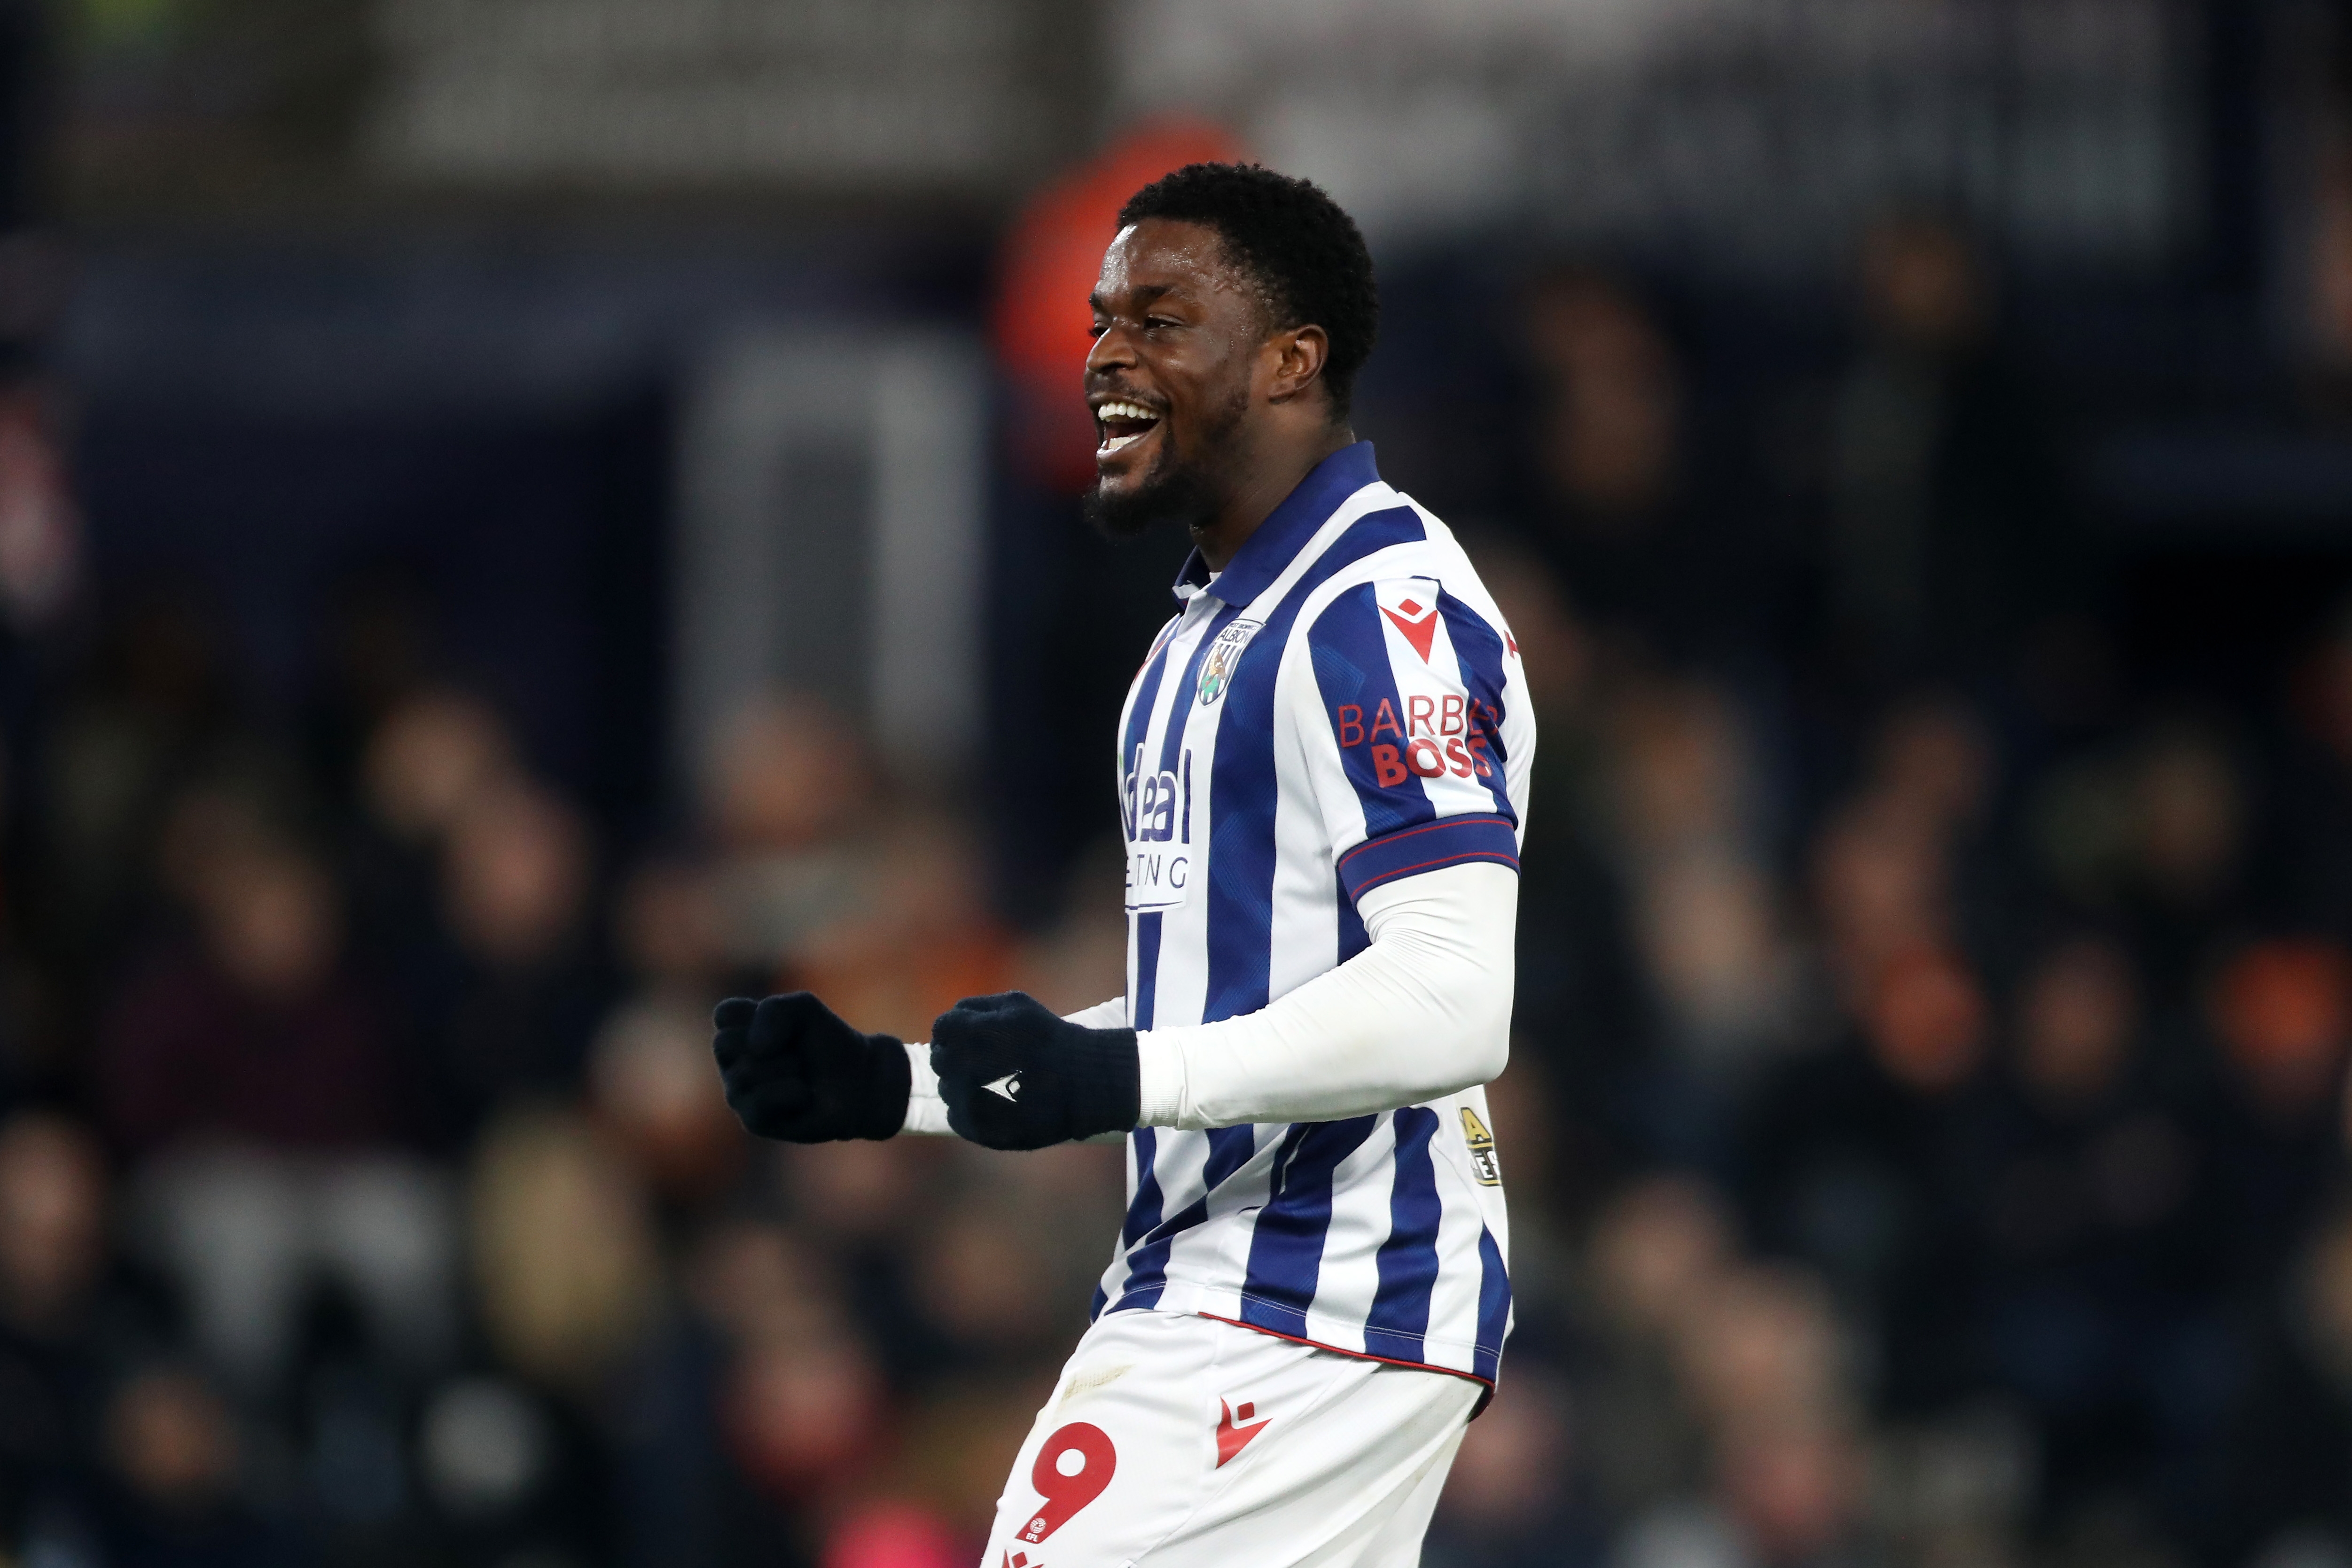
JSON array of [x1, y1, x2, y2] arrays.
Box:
[[1378, 585, 1441, 663], [1215, 1398, 1269, 1467]]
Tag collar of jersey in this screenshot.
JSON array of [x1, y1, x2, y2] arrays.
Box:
[[1173, 440, 1380, 608]]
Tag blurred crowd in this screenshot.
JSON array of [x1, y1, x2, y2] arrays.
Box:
[[0, 586, 1134, 1567], [1425, 215, 2352, 1568], [1, 202, 2351, 1568]]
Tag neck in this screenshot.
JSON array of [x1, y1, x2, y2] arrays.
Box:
[[1192, 423, 1355, 571]]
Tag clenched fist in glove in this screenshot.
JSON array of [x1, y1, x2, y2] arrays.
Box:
[[712, 993, 910, 1142], [930, 991, 1139, 1150]]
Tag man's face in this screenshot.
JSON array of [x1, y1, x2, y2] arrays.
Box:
[[1082, 218, 1266, 539]]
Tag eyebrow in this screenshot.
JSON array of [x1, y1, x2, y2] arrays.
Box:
[[1089, 282, 1178, 313]]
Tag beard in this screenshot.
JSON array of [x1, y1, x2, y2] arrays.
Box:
[[1080, 387, 1247, 542], [1082, 447, 1223, 541]]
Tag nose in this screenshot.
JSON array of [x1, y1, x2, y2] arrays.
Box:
[[1085, 321, 1136, 380]]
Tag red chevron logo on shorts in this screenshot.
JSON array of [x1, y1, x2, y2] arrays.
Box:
[[1215, 1398, 1269, 1467]]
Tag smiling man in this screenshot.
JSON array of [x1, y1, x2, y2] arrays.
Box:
[[713, 163, 1534, 1566]]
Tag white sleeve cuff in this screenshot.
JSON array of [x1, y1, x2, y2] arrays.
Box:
[[899, 998, 1132, 1137], [901, 1041, 953, 1136], [1136, 1031, 1187, 1126], [1063, 997, 1131, 1031]]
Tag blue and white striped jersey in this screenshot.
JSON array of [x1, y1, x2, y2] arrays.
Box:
[[1093, 441, 1534, 1387]]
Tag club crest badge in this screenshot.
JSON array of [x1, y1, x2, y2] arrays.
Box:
[[1197, 620, 1263, 706]]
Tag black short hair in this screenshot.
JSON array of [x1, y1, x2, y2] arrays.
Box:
[[1117, 163, 1378, 421]]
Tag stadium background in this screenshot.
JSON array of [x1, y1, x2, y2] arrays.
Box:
[[0, 1, 2347, 1564]]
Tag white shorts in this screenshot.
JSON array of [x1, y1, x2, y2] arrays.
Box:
[[981, 1310, 1481, 1568]]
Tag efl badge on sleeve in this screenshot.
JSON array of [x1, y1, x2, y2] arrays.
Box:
[[1197, 619, 1262, 706], [1460, 1106, 1502, 1186]]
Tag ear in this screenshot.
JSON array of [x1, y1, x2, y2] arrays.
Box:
[[1263, 325, 1331, 407]]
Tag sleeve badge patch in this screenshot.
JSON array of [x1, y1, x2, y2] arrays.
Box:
[[1460, 1106, 1502, 1186]]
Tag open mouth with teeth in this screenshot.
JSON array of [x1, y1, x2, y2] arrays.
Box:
[[1095, 398, 1163, 457]]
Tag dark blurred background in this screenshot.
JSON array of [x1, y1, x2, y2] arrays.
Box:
[[0, 1, 2350, 1565]]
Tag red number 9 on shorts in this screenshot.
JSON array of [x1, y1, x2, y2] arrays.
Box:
[[1018, 1422, 1116, 1544]]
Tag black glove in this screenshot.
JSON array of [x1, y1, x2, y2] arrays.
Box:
[[929, 991, 1140, 1151], [712, 993, 910, 1142]]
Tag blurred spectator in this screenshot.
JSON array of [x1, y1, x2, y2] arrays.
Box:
[[301, 568, 438, 815], [905, 1189, 1047, 1356], [1974, 935, 2223, 1548], [1579, 1187, 1875, 1568], [2220, 1205, 2352, 1562], [0, 380, 78, 632], [102, 1364, 297, 1568], [469, 1105, 660, 1398], [904, 1182, 1069, 1374], [98, 827, 406, 1157], [1741, 940, 1992, 1416], [2205, 940, 2352, 1288], [0, 1111, 108, 1555], [703, 694, 879, 980], [1425, 1366, 1589, 1568], [2214, 941, 2351, 1129], [1809, 694, 2004, 1011], [610, 854, 729, 1004], [2308, 101, 2352, 393], [1812, 796, 1952, 1002], [360, 690, 519, 850], [121, 1142, 453, 1410], [430, 778, 607, 1135], [1004, 837, 1129, 1022], [0, 1108, 105, 1342], [1530, 269, 1681, 523], [589, 994, 745, 1221], [1860, 697, 2020, 978], [347, 687, 520, 952], [1874, 1407, 2035, 1568], [35, 590, 235, 980], [1576, 1176, 1732, 1524], [2032, 718, 2253, 1024], [2133, 725, 2244, 918], [1607, 679, 1754, 866], [1636, 850, 1792, 1083], [792, 810, 1012, 1043], [1675, 1266, 1850, 1442], [414, 1372, 591, 1564], [622, 1218, 880, 1568], [1862, 947, 1989, 1097], [1871, 699, 1996, 841], [2014, 937, 2142, 1111], [724, 1334, 888, 1513], [765, 1135, 952, 1395], [1818, 212, 2071, 695], [1595, 673, 1797, 1169], [1517, 269, 1755, 664], [1710, 1417, 1867, 1568], [100, 829, 452, 1400]]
